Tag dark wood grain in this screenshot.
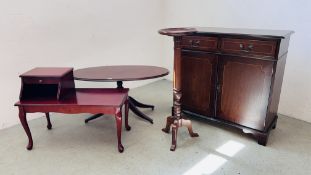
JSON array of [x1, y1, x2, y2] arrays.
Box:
[[181, 51, 217, 116], [220, 38, 277, 57], [159, 27, 293, 146], [16, 88, 129, 153], [16, 67, 130, 152], [160, 36, 199, 151], [160, 27, 294, 39], [74, 65, 169, 124], [20, 67, 73, 78], [74, 65, 169, 82], [158, 27, 197, 36], [265, 54, 287, 131], [20, 68, 75, 101], [16, 88, 129, 107], [181, 36, 218, 52], [217, 56, 273, 131]]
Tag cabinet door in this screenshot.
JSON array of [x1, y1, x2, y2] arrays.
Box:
[[181, 51, 217, 117], [216, 56, 274, 131]]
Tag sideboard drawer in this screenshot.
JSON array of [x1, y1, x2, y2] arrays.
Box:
[[181, 36, 218, 51], [22, 77, 60, 84], [221, 38, 277, 57]]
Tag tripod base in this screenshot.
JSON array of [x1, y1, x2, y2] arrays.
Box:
[[162, 116, 199, 151], [85, 113, 104, 123], [84, 96, 154, 124]]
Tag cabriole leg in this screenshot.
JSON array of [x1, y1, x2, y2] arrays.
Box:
[[115, 108, 124, 153], [18, 107, 33, 150]]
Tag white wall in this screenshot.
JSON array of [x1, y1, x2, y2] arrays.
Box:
[[0, 0, 165, 129], [1, 0, 311, 130], [161, 0, 311, 123]]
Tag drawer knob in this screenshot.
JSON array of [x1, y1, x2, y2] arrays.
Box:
[[38, 79, 43, 83], [248, 44, 254, 50], [190, 40, 200, 47], [239, 43, 244, 49], [240, 43, 253, 52]]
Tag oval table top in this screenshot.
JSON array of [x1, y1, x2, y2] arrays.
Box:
[[74, 65, 169, 82]]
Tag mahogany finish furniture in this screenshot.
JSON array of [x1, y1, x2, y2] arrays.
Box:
[[19, 67, 75, 101], [159, 27, 293, 149], [74, 65, 169, 124], [15, 68, 130, 153]]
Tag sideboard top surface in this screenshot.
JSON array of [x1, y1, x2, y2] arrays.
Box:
[[159, 27, 294, 39]]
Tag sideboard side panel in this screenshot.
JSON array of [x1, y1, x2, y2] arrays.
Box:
[[265, 53, 287, 130]]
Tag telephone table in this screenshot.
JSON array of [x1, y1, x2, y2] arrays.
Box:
[[15, 67, 130, 153]]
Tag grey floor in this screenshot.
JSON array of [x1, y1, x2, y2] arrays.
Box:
[[1, 80, 311, 175]]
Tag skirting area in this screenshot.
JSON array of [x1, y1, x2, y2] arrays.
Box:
[[0, 80, 310, 175]]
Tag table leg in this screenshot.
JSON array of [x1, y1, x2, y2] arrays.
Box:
[[125, 99, 131, 131], [84, 113, 104, 123], [128, 96, 154, 110], [164, 118, 199, 151], [171, 122, 178, 151], [128, 97, 154, 124], [119, 81, 154, 124], [18, 107, 33, 150], [45, 113, 52, 130], [115, 108, 124, 153], [162, 116, 175, 133]]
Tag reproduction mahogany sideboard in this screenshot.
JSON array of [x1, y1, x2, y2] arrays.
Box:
[[159, 27, 294, 147]]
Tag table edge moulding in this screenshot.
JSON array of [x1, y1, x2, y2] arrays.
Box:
[[159, 27, 294, 151]]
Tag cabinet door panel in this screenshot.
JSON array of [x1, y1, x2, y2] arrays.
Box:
[[217, 56, 274, 131], [181, 52, 217, 116]]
